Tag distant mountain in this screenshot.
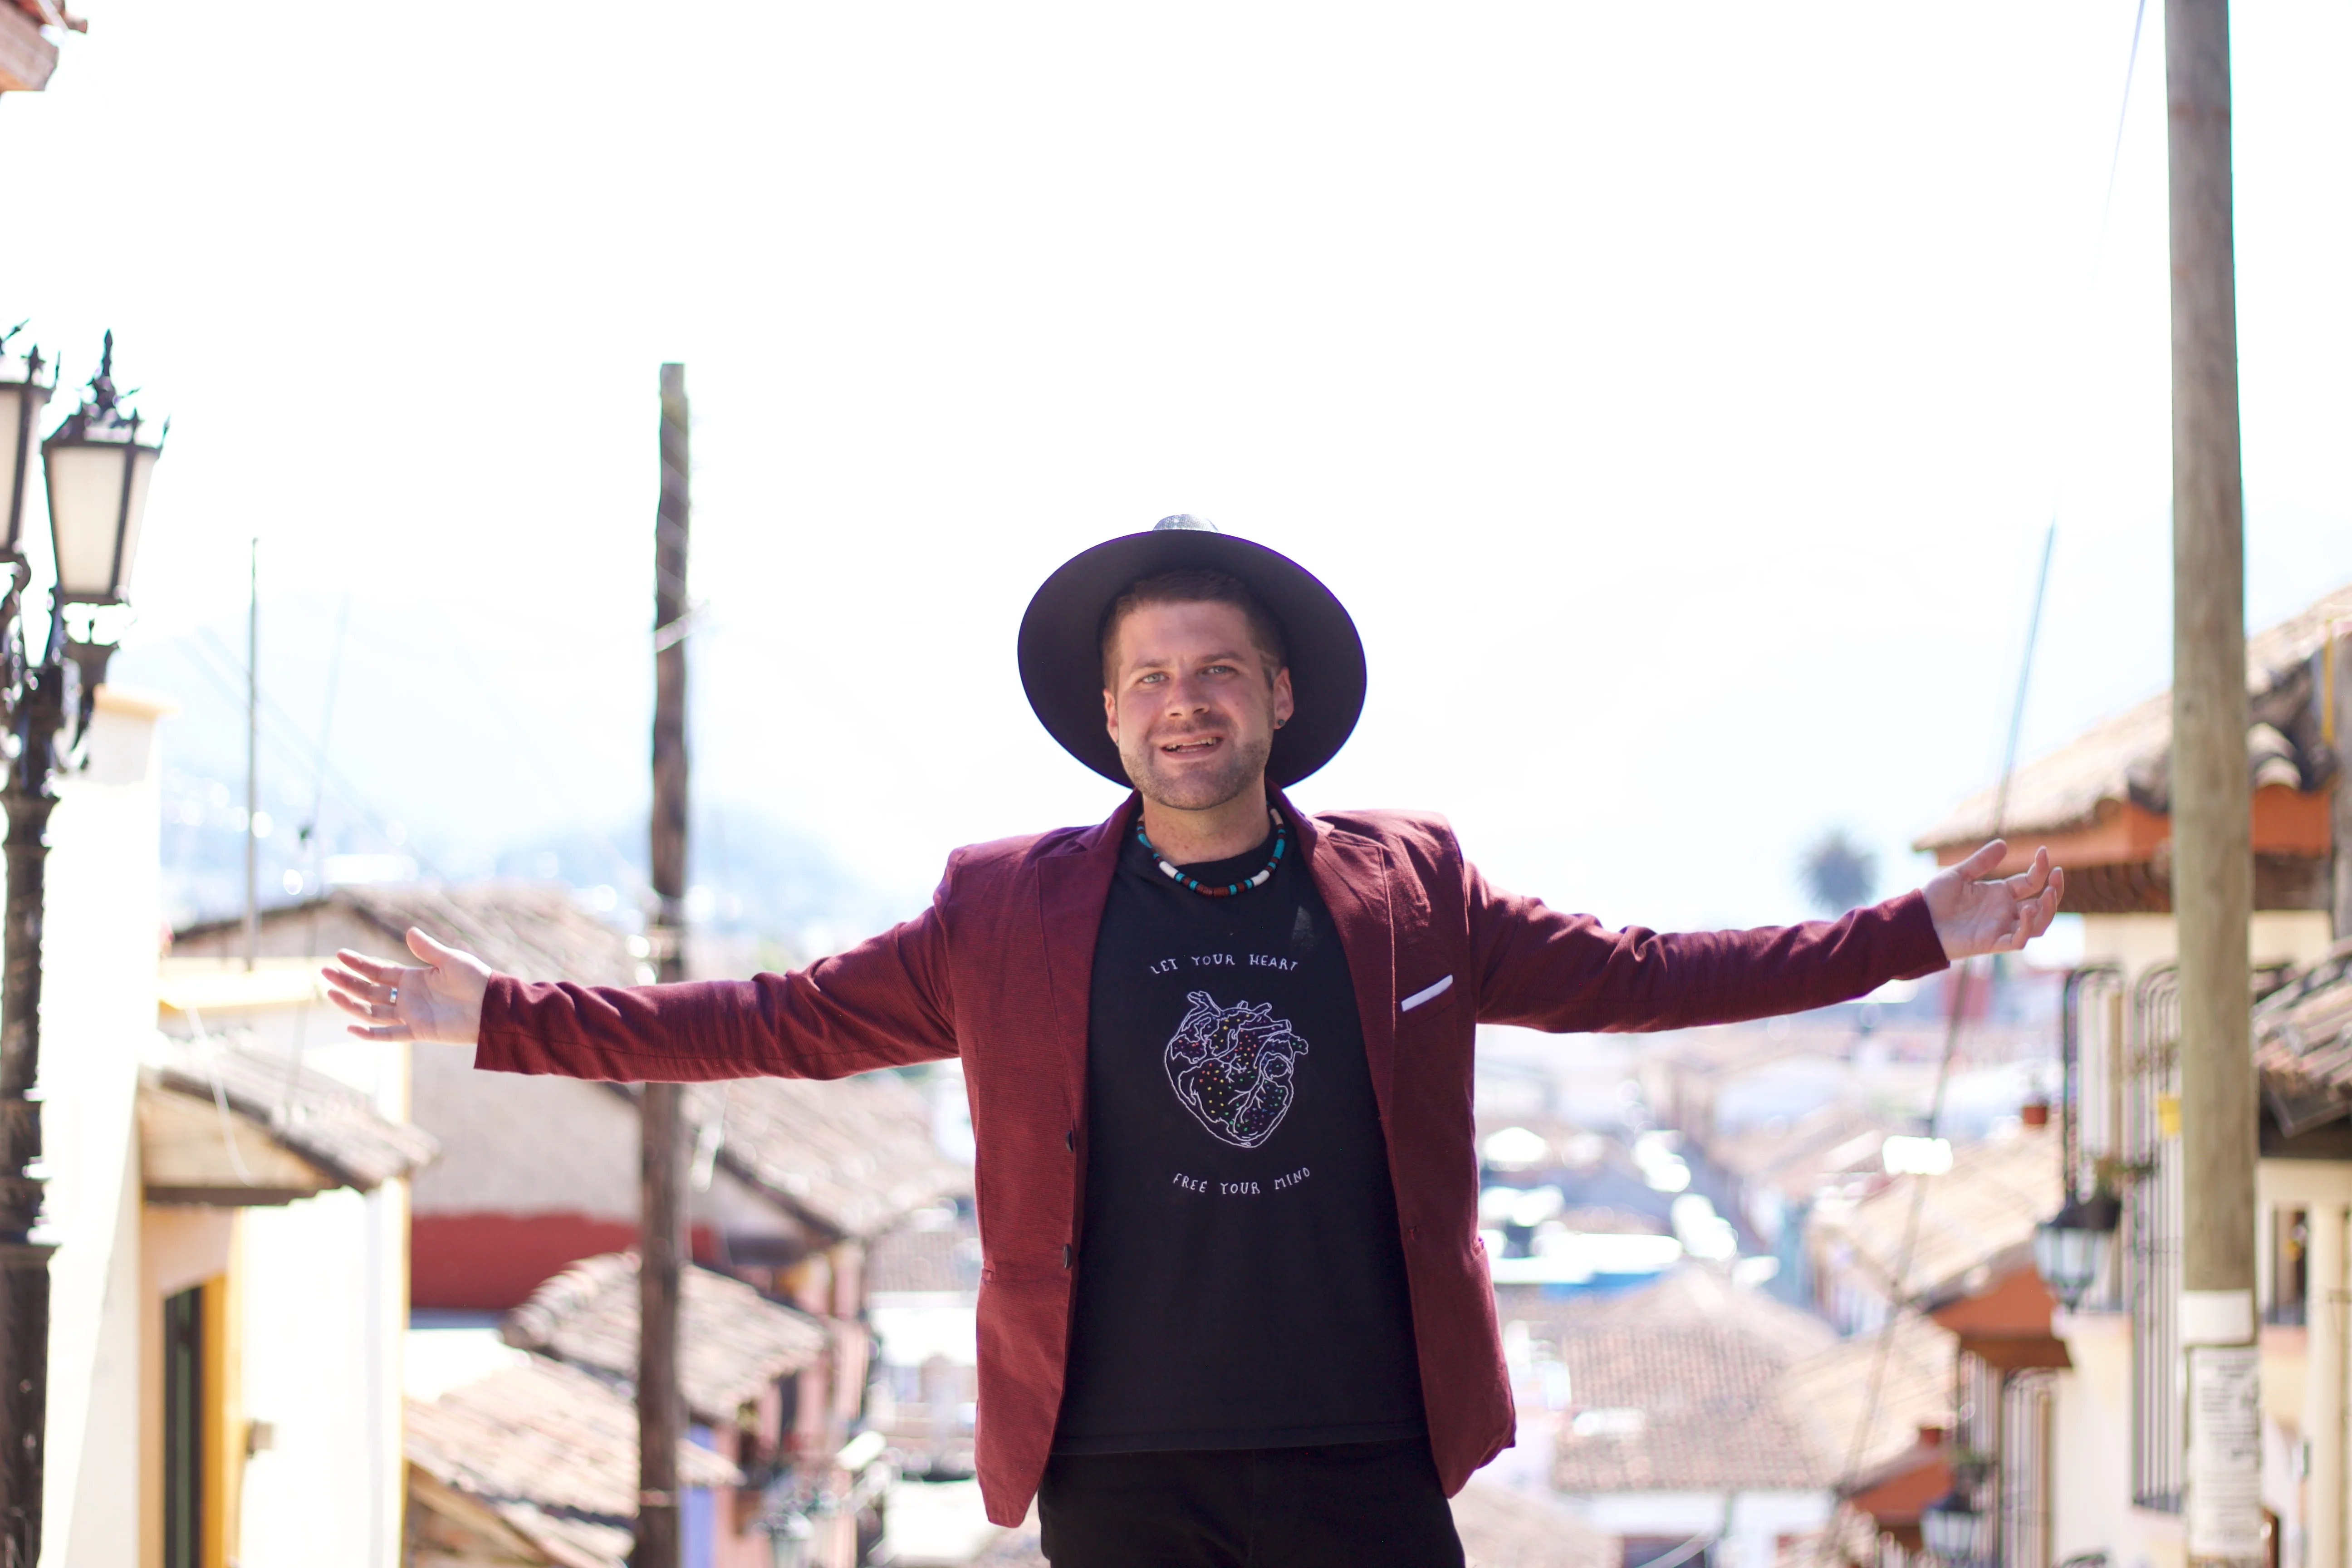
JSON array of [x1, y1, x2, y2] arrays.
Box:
[[117, 602, 903, 953]]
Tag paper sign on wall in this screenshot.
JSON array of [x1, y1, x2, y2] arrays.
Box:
[[2186, 1344, 2263, 1564]]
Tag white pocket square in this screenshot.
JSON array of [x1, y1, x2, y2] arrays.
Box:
[[1401, 975, 1454, 1013]]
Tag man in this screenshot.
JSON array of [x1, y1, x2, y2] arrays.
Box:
[[325, 520, 2061, 1567]]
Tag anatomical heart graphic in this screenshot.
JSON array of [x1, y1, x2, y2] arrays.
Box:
[[1163, 991, 1309, 1149]]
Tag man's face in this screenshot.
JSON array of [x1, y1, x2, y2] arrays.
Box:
[[1102, 600, 1295, 813]]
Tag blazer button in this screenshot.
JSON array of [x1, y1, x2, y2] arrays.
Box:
[[1062, 1244, 1073, 1269], [1065, 1129, 1077, 1152]]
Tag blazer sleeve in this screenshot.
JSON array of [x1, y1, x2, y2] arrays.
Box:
[[473, 863, 961, 1083], [1466, 861, 1950, 1034]]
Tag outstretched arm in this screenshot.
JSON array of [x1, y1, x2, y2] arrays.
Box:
[[1470, 839, 2063, 1035], [321, 893, 960, 1082]]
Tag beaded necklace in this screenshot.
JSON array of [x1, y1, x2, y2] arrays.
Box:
[[1136, 806, 1288, 898]]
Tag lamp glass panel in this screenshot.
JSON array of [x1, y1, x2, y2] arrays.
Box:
[[113, 444, 158, 600], [0, 382, 35, 553], [1923, 1501, 1989, 1563], [2034, 1220, 2105, 1302], [44, 440, 134, 600], [1921, 1505, 1963, 1559]]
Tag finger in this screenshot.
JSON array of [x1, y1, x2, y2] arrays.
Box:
[[407, 926, 460, 966], [343, 1020, 414, 1042], [1954, 840, 2008, 881], [2005, 847, 2051, 898], [335, 949, 409, 984], [327, 987, 394, 1023], [321, 964, 395, 1004], [2029, 872, 2066, 934]]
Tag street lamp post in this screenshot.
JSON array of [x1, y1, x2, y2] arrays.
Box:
[[0, 327, 164, 1564]]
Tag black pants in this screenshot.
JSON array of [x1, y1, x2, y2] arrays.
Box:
[[1037, 1438, 1466, 1568]]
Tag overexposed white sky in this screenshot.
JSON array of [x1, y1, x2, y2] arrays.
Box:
[[9, 2, 2350, 936]]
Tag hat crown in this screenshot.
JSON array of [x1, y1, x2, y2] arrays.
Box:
[[1019, 526, 1364, 789]]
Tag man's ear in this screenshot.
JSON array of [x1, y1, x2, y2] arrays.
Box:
[[1271, 667, 1295, 729], [1103, 687, 1119, 742]]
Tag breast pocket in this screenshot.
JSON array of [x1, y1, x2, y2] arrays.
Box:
[[1400, 973, 1455, 1014]]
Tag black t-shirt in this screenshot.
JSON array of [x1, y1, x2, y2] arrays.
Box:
[[1051, 813, 1426, 1454]]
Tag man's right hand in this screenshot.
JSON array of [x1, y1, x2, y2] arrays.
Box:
[[322, 927, 491, 1046]]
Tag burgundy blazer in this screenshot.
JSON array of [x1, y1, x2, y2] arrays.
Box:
[[475, 794, 1949, 1525]]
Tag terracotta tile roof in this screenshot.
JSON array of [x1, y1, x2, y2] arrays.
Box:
[[709, 1074, 972, 1241], [405, 1357, 740, 1532], [1510, 1268, 1840, 1494], [179, 883, 645, 985], [1807, 1128, 2062, 1304], [406, 1463, 636, 1568], [1915, 580, 2352, 849], [502, 1252, 828, 1421], [145, 1033, 437, 1190], [2254, 943, 2352, 1127], [1779, 1311, 1958, 1484], [868, 1211, 982, 1295], [331, 883, 647, 983], [1449, 1480, 1622, 1568]]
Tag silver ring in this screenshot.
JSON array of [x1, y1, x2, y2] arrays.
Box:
[[388, 986, 399, 1005]]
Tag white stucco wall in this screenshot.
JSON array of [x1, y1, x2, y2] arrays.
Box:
[[31, 686, 415, 1568], [2050, 1309, 2137, 1568], [2080, 911, 2334, 977], [37, 691, 165, 1568], [235, 1181, 404, 1568], [163, 1006, 410, 1568]]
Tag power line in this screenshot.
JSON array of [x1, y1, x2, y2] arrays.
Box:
[[420, 600, 651, 899], [168, 632, 447, 882]]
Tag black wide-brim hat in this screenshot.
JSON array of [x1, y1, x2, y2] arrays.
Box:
[[1019, 519, 1367, 789]]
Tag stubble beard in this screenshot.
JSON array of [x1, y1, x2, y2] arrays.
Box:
[[1120, 726, 1274, 814]]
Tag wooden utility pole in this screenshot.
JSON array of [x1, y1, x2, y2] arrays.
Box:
[[639, 363, 691, 1568], [2168, 3, 2261, 1564]]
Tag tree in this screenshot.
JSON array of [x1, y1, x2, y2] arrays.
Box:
[[1799, 828, 1877, 916]]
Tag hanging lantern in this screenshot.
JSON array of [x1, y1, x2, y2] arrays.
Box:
[[2033, 1191, 2122, 1311], [40, 331, 165, 608], [0, 329, 54, 557], [1920, 1487, 1992, 1567]]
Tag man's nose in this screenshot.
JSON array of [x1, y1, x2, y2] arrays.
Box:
[[1162, 673, 1210, 711]]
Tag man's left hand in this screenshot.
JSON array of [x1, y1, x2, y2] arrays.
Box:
[[1923, 840, 2066, 960]]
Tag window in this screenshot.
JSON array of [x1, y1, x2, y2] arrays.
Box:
[[2061, 965, 2127, 1311], [2127, 965, 2183, 1513], [2268, 1208, 2309, 1326], [2001, 1370, 2057, 1568]]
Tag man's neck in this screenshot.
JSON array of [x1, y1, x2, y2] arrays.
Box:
[[1137, 781, 1276, 866]]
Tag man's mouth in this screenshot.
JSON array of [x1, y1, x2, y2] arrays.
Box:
[[1158, 735, 1225, 757]]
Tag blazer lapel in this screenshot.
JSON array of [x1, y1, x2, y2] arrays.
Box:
[[1288, 797, 1399, 1131], [1035, 796, 1135, 1121]]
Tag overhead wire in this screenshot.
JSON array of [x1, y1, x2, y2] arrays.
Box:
[[1818, 534, 2056, 1553], [420, 599, 652, 900], [167, 631, 447, 882], [1813, 5, 2145, 1549]]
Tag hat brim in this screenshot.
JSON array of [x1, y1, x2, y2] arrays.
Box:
[[1019, 531, 1367, 789]]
